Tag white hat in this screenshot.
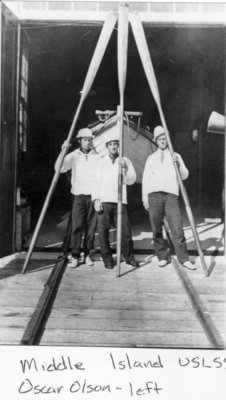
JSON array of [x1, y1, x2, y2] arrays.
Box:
[[77, 128, 93, 139], [105, 133, 119, 145], [153, 125, 165, 141]]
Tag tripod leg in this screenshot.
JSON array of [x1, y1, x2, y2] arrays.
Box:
[[21, 13, 117, 274], [116, 5, 129, 277]]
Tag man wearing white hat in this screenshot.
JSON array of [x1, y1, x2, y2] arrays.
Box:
[[55, 128, 98, 268], [92, 133, 139, 269], [142, 125, 196, 270]]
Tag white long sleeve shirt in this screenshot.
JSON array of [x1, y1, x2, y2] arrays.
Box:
[[92, 155, 136, 204], [55, 148, 99, 196], [142, 148, 189, 203]]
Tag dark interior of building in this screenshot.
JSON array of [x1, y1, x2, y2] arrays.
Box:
[[18, 22, 225, 238]]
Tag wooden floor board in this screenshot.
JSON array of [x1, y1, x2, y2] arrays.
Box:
[[51, 298, 193, 311], [58, 281, 225, 295], [0, 306, 38, 318], [0, 290, 45, 307], [0, 329, 24, 344], [1, 317, 30, 329], [54, 291, 193, 301], [48, 307, 226, 321], [1, 316, 202, 333], [40, 329, 210, 348], [0, 273, 52, 289], [43, 317, 203, 332]]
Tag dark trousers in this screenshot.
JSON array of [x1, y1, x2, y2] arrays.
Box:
[[148, 192, 189, 264], [71, 194, 97, 258], [97, 202, 134, 264]]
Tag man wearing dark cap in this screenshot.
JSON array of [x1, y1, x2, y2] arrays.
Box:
[[55, 128, 98, 268], [142, 125, 196, 270]]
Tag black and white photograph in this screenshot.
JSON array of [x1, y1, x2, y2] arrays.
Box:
[[0, 1, 226, 397]]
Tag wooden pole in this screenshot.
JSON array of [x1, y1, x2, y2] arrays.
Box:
[[197, 68, 204, 207], [130, 12, 208, 276], [224, 34, 226, 257], [116, 5, 129, 277], [116, 105, 122, 277], [22, 12, 117, 274]]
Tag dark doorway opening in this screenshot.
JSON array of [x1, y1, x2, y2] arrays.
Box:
[[18, 22, 225, 251]]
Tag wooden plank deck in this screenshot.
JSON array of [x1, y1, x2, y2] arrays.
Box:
[[40, 255, 225, 348], [0, 254, 225, 348], [0, 258, 54, 344]]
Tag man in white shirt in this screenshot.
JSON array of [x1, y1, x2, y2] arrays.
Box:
[[55, 128, 98, 268], [93, 133, 139, 269], [142, 125, 196, 270]]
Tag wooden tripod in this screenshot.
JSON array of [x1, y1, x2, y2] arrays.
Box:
[[22, 5, 207, 278]]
